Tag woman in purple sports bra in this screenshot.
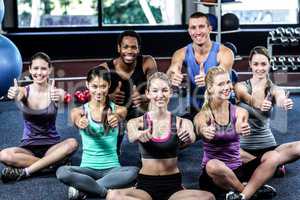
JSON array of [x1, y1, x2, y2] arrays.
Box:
[[0, 52, 78, 182], [106, 72, 214, 200], [194, 66, 278, 200]]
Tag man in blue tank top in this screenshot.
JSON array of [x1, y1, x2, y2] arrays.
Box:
[[167, 12, 234, 119]]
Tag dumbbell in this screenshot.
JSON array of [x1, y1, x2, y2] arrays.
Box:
[[275, 27, 289, 45], [295, 56, 300, 71], [270, 57, 278, 71], [285, 27, 299, 46], [269, 30, 280, 43], [278, 56, 288, 71], [287, 57, 297, 71], [294, 27, 300, 37]]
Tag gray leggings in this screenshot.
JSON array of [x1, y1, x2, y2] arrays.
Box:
[[56, 165, 139, 197]]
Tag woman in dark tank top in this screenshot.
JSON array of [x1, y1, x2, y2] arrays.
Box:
[[0, 52, 78, 183], [106, 72, 214, 200]]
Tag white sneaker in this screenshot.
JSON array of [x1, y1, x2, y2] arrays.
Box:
[[68, 186, 87, 200]]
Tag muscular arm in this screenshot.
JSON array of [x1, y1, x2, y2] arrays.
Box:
[[193, 111, 207, 138], [217, 45, 234, 72], [143, 55, 158, 78], [166, 48, 185, 77]]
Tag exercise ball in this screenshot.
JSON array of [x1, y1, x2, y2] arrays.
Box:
[[0, 0, 4, 25], [223, 42, 237, 56], [207, 13, 217, 31], [221, 13, 239, 31], [0, 34, 23, 97]]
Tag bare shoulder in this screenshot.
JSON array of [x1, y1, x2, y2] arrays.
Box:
[[172, 47, 186, 59], [193, 110, 206, 124], [236, 105, 248, 115]]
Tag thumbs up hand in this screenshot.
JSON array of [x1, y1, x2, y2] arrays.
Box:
[[132, 85, 142, 108], [7, 79, 20, 99], [201, 118, 216, 141], [76, 110, 89, 129], [194, 63, 205, 87], [50, 79, 64, 102], [282, 91, 293, 111], [236, 115, 250, 136], [107, 109, 119, 128], [260, 91, 272, 112], [110, 81, 125, 105]]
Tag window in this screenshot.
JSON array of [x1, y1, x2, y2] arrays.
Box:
[[16, 0, 182, 28], [222, 0, 299, 25], [101, 0, 182, 26], [18, 0, 98, 28]]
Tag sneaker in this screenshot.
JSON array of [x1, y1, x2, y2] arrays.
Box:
[[274, 165, 286, 178], [226, 191, 246, 200], [253, 184, 277, 199], [68, 186, 87, 200], [1, 167, 26, 183]]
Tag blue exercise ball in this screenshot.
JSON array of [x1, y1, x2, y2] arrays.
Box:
[[0, 34, 23, 97], [207, 13, 217, 31], [0, 0, 4, 25]]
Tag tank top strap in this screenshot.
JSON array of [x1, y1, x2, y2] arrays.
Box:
[[229, 104, 237, 124], [170, 114, 177, 135]]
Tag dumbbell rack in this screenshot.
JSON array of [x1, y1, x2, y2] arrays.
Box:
[[267, 27, 300, 91], [194, 0, 241, 43], [267, 28, 300, 72]]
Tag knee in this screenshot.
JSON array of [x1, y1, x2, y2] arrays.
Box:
[[106, 190, 122, 200], [206, 159, 225, 177], [56, 166, 71, 182], [0, 149, 14, 165], [262, 151, 280, 166], [205, 192, 216, 200], [65, 138, 78, 154]]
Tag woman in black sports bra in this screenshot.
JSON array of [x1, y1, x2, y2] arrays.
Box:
[[106, 72, 214, 200]]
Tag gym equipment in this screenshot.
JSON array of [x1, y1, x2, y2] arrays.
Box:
[[278, 56, 288, 71], [0, 35, 23, 97], [0, 0, 4, 24], [285, 27, 299, 46], [207, 13, 217, 31], [221, 13, 239, 31], [64, 93, 72, 104], [270, 57, 278, 71], [223, 42, 237, 56]]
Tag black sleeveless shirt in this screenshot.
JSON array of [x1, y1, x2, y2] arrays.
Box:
[[107, 55, 147, 120]]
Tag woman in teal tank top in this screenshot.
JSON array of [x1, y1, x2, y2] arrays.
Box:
[[56, 67, 139, 199]]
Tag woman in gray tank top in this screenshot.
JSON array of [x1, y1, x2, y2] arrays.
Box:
[[0, 52, 78, 183], [195, 67, 277, 200], [235, 46, 300, 177]]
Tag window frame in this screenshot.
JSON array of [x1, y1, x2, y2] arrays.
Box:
[[3, 0, 187, 33]]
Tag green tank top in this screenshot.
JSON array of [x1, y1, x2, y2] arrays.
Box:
[[79, 101, 120, 169]]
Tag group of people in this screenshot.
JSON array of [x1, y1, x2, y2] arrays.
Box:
[[0, 11, 299, 200]]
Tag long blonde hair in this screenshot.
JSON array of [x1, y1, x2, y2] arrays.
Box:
[[201, 66, 228, 121]]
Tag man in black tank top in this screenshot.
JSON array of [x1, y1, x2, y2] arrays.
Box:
[[100, 30, 157, 120]]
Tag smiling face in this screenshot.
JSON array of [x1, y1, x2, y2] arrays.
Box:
[[86, 76, 110, 102], [29, 58, 52, 84], [188, 16, 211, 46], [209, 73, 232, 101], [146, 78, 172, 109], [249, 53, 270, 80], [118, 36, 140, 65]]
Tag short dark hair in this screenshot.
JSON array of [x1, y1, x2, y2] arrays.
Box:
[[117, 30, 141, 47], [189, 12, 209, 26], [30, 52, 52, 68]]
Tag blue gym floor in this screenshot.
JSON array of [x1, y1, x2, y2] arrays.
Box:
[[0, 96, 300, 200]]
